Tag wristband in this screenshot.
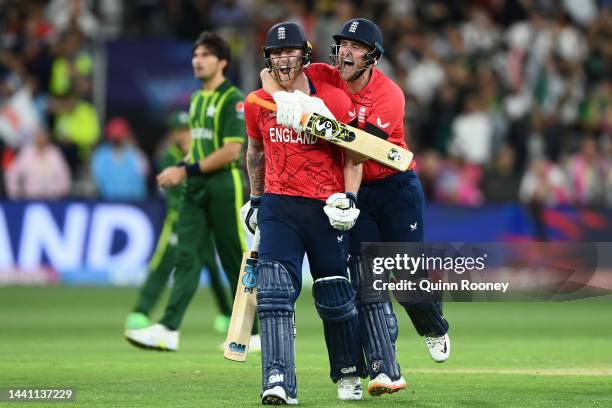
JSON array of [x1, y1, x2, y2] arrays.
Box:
[[185, 163, 202, 178], [345, 192, 357, 206], [250, 194, 261, 207]]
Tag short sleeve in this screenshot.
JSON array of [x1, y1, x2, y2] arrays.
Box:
[[221, 92, 246, 144], [244, 92, 263, 139]]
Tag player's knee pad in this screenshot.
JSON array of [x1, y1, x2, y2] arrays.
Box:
[[312, 276, 367, 382], [256, 261, 297, 398], [256, 260, 296, 313], [313, 276, 356, 322], [359, 301, 402, 380], [349, 255, 391, 305], [401, 300, 449, 337]]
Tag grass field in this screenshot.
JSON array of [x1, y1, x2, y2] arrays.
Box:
[[1, 287, 611, 407]]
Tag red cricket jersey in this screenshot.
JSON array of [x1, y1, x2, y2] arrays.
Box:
[[244, 75, 354, 201], [306, 63, 415, 181]]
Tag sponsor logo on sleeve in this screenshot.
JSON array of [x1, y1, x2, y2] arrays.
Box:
[[376, 117, 390, 128], [235, 101, 245, 119]]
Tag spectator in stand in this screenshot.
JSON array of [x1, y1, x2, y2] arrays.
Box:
[[91, 117, 148, 201], [46, 0, 99, 38], [49, 26, 93, 97], [0, 75, 42, 149], [49, 88, 99, 172], [519, 158, 570, 206], [482, 144, 520, 203], [565, 137, 605, 206], [449, 92, 493, 165], [417, 150, 442, 202], [4, 128, 70, 199], [436, 155, 484, 206]]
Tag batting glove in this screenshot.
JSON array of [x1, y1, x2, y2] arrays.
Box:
[[294, 90, 335, 119], [240, 195, 261, 235], [273, 91, 303, 132], [323, 192, 360, 231]]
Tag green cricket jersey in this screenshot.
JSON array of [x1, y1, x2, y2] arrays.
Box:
[[188, 80, 246, 168]]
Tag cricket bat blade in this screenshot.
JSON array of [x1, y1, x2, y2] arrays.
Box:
[[223, 228, 260, 362]]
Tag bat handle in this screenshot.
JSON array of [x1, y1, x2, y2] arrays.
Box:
[[246, 93, 309, 125], [251, 228, 261, 254]]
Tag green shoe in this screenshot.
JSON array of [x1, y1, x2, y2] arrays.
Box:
[[213, 315, 231, 333], [125, 312, 151, 330]]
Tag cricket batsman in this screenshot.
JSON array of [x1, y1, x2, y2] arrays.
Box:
[[242, 22, 366, 404], [125, 31, 258, 352], [265, 18, 451, 396]]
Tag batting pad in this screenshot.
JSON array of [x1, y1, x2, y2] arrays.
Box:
[[313, 276, 367, 382], [256, 261, 297, 398]]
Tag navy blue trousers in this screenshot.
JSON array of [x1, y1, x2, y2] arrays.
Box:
[[349, 171, 424, 253], [350, 171, 448, 336], [258, 193, 350, 295]]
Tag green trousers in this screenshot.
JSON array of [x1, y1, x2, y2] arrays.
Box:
[[159, 169, 248, 330], [132, 208, 230, 319]]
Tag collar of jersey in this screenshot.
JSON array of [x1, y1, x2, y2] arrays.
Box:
[[307, 76, 317, 95], [200, 79, 230, 96]]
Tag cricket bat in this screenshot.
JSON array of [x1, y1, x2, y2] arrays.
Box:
[[223, 228, 261, 362], [246, 93, 413, 171]]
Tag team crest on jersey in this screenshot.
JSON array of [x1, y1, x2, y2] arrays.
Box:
[[235, 101, 245, 119], [306, 114, 356, 143]]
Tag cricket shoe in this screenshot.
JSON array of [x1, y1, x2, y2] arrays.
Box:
[[125, 323, 179, 351], [125, 312, 150, 330], [367, 373, 407, 396], [249, 334, 261, 352], [425, 333, 450, 362], [337, 376, 362, 400], [218, 335, 261, 352], [261, 385, 298, 405]]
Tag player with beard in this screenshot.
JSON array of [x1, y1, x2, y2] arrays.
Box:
[[126, 32, 255, 352], [262, 18, 451, 397], [242, 22, 367, 404]]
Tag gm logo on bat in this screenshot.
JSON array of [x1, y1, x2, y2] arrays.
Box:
[[229, 342, 247, 354], [242, 259, 258, 293], [308, 114, 356, 143]]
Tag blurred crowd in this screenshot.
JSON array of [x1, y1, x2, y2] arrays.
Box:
[[0, 0, 149, 200], [1, 0, 611, 208]]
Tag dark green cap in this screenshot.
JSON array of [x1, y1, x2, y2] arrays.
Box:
[[167, 111, 190, 130]]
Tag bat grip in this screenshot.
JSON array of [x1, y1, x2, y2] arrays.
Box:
[[246, 93, 308, 125], [251, 228, 261, 253]]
